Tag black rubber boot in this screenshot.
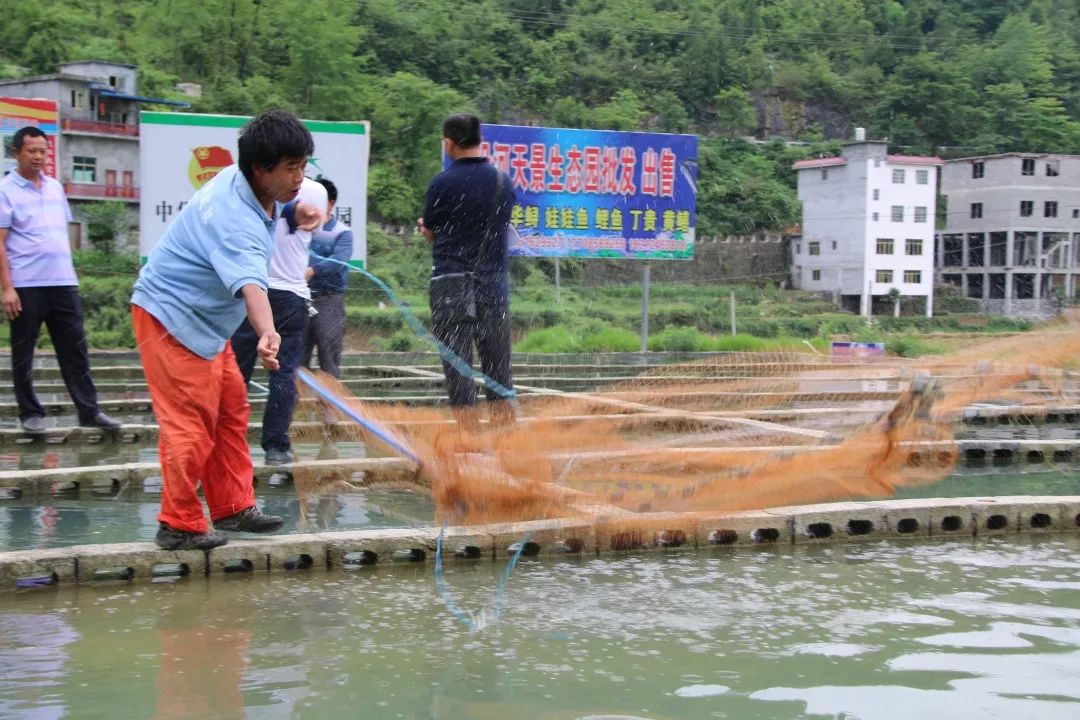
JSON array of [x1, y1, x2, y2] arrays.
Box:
[[213, 506, 284, 533], [155, 523, 229, 550]]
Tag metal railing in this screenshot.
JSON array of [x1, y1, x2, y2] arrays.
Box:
[[63, 183, 139, 200], [60, 118, 139, 137]]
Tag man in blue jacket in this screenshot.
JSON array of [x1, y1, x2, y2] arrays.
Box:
[[303, 176, 353, 379], [131, 109, 317, 550]]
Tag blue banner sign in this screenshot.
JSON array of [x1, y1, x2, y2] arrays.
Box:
[[452, 124, 697, 259]]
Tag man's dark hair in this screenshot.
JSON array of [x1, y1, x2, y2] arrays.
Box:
[[13, 126, 47, 151], [442, 113, 481, 149], [315, 176, 338, 203], [238, 109, 314, 180]]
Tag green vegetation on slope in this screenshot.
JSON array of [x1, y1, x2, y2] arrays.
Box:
[[6, 0, 1080, 232]]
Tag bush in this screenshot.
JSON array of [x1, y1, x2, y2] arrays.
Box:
[[816, 314, 866, 337], [847, 320, 884, 343], [581, 325, 639, 352], [649, 326, 707, 351], [933, 284, 981, 314], [73, 249, 140, 275], [648, 303, 700, 329], [986, 316, 1032, 331], [886, 334, 947, 358], [737, 318, 779, 337], [704, 334, 774, 352], [79, 275, 135, 308], [510, 302, 572, 331], [345, 306, 416, 333], [515, 322, 640, 352], [514, 326, 578, 353], [778, 317, 818, 337], [373, 329, 421, 351]]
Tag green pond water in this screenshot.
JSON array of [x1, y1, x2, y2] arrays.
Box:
[[1, 537, 1079, 719]]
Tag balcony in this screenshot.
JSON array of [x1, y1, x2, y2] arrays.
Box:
[[63, 183, 139, 201], [61, 118, 139, 138]]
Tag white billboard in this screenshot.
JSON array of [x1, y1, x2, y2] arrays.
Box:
[[139, 111, 369, 266]]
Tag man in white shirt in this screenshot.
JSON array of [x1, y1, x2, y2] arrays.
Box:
[[232, 176, 328, 465]]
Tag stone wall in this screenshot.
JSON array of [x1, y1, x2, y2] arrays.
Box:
[[979, 298, 1060, 320]]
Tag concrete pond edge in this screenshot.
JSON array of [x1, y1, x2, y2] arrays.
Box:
[[1, 495, 1078, 592]]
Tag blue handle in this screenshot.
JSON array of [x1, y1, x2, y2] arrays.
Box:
[[295, 367, 421, 464]]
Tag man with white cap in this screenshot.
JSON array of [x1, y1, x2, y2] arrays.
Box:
[[232, 176, 328, 465]]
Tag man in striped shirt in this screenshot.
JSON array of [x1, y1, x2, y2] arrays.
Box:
[[0, 126, 120, 435]]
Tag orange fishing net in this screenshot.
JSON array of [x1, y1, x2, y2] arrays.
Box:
[[293, 311, 1080, 529]]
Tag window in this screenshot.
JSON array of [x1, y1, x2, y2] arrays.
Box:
[[972, 161, 984, 179], [916, 169, 929, 185], [1047, 160, 1060, 177], [831, 241, 837, 250], [905, 238, 923, 255], [811, 269, 821, 281], [876, 269, 893, 283], [795, 243, 801, 254], [891, 205, 904, 222], [108, 75, 119, 88], [914, 206, 928, 223], [904, 270, 922, 283], [69, 90, 85, 109], [876, 238, 894, 254], [1045, 201, 1058, 218], [1073, 209, 1079, 219], [1022, 158, 1035, 176], [872, 212, 879, 222], [873, 188, 880, 201], [971, 203, 983, 219], [821, 169, 828, 180], [72, 156, 96, 183], [808, 241, 821, 256], [892, 169, 905, 184], [1020, 200, 1033, 217]]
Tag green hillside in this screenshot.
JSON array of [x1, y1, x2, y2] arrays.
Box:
[[6, 0, 1080, 236]]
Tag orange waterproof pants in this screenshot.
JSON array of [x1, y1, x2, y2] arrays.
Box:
[[132, 305, 255, 533]]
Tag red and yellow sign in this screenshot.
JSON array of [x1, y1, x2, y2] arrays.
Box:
[[1, 97, 60, 177], [187, 145, 233, 189]]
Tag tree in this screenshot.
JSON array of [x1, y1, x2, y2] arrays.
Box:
[[77, 202, 131, 254], [592, 89, 643, 131], [873, 51, 979, 152], [888, 287, 902, 317], [712, 87, 757, 137]]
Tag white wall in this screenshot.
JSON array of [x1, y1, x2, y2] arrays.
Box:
[[867, 160, 936, 303]]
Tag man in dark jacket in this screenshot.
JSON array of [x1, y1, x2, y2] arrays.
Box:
[[418, 114, 516, 427]]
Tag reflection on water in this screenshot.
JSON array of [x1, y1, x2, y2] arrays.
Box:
[[0, 538, 1077, 719], [0, 488, 434, 551], [0, 456, 1076, 550]]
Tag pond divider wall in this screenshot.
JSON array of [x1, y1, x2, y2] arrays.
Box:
[[2, 496, 1078, 592]]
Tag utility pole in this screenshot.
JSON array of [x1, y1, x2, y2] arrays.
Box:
[[640, 261, 651, 353]]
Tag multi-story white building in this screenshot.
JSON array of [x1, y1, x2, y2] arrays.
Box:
[[792, 130, 941, 317], [937, 153, 1080, 317]]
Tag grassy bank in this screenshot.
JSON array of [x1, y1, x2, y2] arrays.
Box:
[[20, 231, 1033, 358]]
